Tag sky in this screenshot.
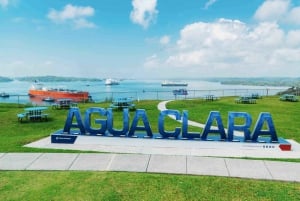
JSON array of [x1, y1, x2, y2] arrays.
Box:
[[1, 0, 300, 79]]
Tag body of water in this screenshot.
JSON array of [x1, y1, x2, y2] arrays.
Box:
[[0, 79, 288, 105]]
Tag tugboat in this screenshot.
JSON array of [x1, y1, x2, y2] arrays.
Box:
[[173, 89, 188, 96], [42, 97, 55, 102], [0, 92, 9, 98]]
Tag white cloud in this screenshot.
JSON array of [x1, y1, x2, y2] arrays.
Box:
[[145, 17, 300, 77], [254, 0, 290, 22], [177, 19, 247, 50], [47, 4, 96, 29], [144, 54, 160, 68], [159, 35, 170, 45], [286, 7, 300, 25], [204, 0, 217, 9], [286, 30, 300, 47], [130, 0, 158, 29], [0, 0, 9, 8], [254, 0, 300, 25], [74, 18, 96, 29]]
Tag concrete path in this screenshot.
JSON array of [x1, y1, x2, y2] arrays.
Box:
[[1, 152, 300, 182]]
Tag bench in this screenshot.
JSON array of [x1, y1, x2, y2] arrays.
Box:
[[203, 95, 219, 101], [52, 99, 77, 109], [27, 114, 49, 121], [280, 94, 299, 102], [17, 113, 27, 122], [235, 97, 256, 104], [41, 113, 49, 121], [110, 103, 135, 110]]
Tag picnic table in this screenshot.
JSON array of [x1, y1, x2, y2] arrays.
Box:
[[110, 97, 135, 110], [202, 95, 219, 101], [235, 96, 256, 104], [279, 94, 299, 102], [52, 99, 77, 109], [250, 93, 262, 99], [17, 106, 49, 122]]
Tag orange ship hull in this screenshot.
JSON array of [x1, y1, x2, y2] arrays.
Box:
[[28, 89, 89, 102]]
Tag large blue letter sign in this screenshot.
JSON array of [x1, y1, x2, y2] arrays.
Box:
[[201, 111, 226, 140], [107, 108, 129, 136], [59, 107, 281, 147], [63, 107, 85, 134], [84, 107, 107, 135], [251, 113, 278, 142], [182, 110, 201, 139], [128, 109, 153, 137], [158, 110, 181, 138], [227, 112, 252, 141]]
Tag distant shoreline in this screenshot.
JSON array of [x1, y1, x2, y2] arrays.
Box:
[[1, 76, 300, 87]]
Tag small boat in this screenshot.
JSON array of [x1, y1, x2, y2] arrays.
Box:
[[28, 83, 90, 102], [42, 97, 55, 102], [105, 78, 120, 85], [173, 89, 188, 96], [161, 80, 188, 87], [0, 92, 9, 98]]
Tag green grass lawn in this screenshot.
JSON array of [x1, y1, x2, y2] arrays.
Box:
[[1, 171, 300, 201], [1, 97, 300, 200]]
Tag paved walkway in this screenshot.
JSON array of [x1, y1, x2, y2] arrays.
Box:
[[1, 100, 300, 183], [1, 152, 300, 182]]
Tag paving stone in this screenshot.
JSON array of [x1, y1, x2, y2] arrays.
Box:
[[225, 158, 272, 180], [69, 153, 114, 171], [187, 156, 229, 176], [147, 155, 186, 174], [27, 153, 78, 170], [0, 153, 42, 170], [265, 161, 300, 182], [108, 154, 150, 172]]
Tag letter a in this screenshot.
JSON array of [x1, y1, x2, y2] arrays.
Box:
[[128, 109, 153, 137], [63, 107, 85, 134], [251, 112, 278, 142], [201, 111, 226, 141]]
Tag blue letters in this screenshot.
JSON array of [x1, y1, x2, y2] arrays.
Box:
[[62, 107, 278, 143], [63, 107, 85, 134], [158, 110, 181, 138], [128, 109, 153, 137], [107, 108, 129, 136], [84, 107, 107, 135], [227, 112, 252, 141], [251, 113, 278, 142], [182, 110, 201, 139], [201, 111, 226, 141]]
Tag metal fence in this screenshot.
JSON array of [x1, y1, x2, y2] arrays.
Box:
[[0, 88, 287, 105], [91, 88, 287, 102]]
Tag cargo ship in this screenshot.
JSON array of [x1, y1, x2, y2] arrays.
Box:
[[28, 83, 90, 102], [105, 78, 120, 85], [161, 80, 188, 87]]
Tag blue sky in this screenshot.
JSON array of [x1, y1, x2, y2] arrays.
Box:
[[1, 0, 300, 79]]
